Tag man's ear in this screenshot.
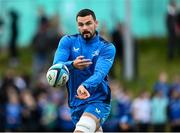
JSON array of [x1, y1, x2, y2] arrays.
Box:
[[95, 20, 98, 27]]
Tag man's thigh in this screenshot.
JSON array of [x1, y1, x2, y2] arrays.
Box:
[[84, 102, 111, 126]]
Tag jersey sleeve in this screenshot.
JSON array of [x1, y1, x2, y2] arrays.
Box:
[[53, 35, 74, 71], [82, 43, 116, 90]]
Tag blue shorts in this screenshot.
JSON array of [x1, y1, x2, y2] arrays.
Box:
[[70, 102, 111, 126]]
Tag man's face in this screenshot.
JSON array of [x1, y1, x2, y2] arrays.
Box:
[[77, 15, 98, 40]]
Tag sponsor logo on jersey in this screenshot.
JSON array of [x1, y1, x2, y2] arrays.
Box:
[[95, 108, 101, 114], [73, 47, 80, 52]]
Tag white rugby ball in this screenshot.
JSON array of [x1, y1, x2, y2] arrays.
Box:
[[46, 63, 69, 87]]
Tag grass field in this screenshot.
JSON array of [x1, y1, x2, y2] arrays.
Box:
[[122, 37, 180, 96], [0, 46, 33, 76], [1, 37, 180, 96]]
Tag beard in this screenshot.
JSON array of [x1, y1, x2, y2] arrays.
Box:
[[81, 31, 95, 40]]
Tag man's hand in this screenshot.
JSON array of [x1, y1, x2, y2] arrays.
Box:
[[73, 56, 92, 70], [76, 85, 90, 99]]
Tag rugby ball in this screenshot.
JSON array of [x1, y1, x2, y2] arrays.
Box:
[[46, 63, 69, 87]]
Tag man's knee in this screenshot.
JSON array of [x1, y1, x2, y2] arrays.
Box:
[[96, 126, 103, 133], [74, 116, 96, 132]]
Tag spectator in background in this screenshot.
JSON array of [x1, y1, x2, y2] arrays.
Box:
[[174, 7, 180, 56], [46, 13, 63, 64], [0, 16, 4, 52], [132, 90, 151, 132], [40, 97, 57, 131], [151, 90, 168, 132], [102, 80, 123, 132], [8, 10, 19, 67], [110, 22, 124, 78], [5, 87, 22, 132], [57, 100, 75, 132], [153, 71, 170, 97], [32, 7, 49, 81], [168, 89, 180, 132], [99, 22, 111, 42], [111, 22, 124, 63], [171, 74, 180, 93], [116, 89, 134, 132], [20, 89, 41, 131], [0, 69, 19, 104], [0, 104, 5, 131], [103, 80, 134, 132], [166, 0, 177, 60]]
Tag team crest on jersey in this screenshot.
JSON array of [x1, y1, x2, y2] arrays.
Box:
[[92, 50, 100, 57]]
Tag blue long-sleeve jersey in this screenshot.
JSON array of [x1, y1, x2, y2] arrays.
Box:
[[53, 32, 116, 108]]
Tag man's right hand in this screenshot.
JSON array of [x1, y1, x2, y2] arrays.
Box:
[[73, 56, 92, 70]]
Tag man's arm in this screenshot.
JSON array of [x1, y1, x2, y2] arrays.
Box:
[[53, 35, 75, 71], [82, 44, 116, 90], [53, 35, 92, 71]]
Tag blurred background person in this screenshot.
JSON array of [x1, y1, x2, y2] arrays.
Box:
[[174, 5, 180, 57], [171, 74, 180, 93], [166, 0, 177, 61], [20, 89, 41, 131], [0, 16, 4, 52], [57, 97, 75, 132], [4, 87, 22, 132], [103, 80, 134, 132], [110, 22, 124, 78], [8, 10, 19, 67], [46, 13, 63, 64], [151, 90, 168, 132], [168, 88, 180, 132], [111, 22, 124, 65], [132, 90, 151, 132], [31, 7, 49, 82], [99, 22, 111, 42], [153, 71, 170, 97]]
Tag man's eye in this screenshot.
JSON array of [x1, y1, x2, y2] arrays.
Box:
[[86, 22, 92, 26], [78, 23, 84, 27]]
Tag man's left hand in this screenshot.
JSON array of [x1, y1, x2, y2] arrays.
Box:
[[76, 85, 90, 99]]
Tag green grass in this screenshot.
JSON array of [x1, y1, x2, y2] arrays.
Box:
[[1, 38, 180, 96], [0, 47, 33, 76], [116, 37, 180, 96]]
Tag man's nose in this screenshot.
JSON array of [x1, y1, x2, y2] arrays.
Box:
[[82, 24, 88, 30]]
